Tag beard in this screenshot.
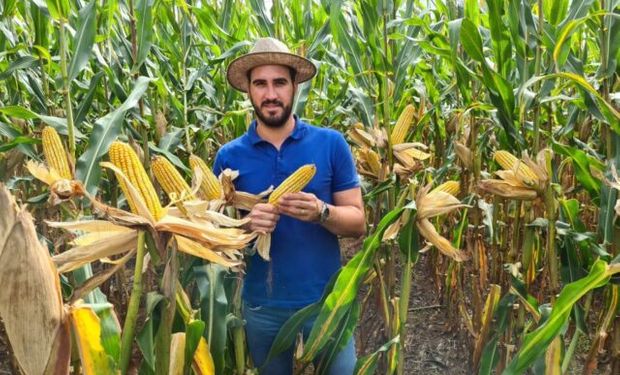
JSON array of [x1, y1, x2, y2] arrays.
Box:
[[251, 97, 294, 129]]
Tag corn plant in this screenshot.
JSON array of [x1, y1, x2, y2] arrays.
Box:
[[2, 0, 620, 374]]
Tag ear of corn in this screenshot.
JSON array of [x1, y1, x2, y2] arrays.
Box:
[[432, 180, 460, 196], [189, 155, 223, 200], [42, 126, 72, 179], [494, 151, 538, 184], [268, 164, 317, 204], [152, 155, 195, 201], [109, 141, 164, 220], [390, 104, 416, 145]]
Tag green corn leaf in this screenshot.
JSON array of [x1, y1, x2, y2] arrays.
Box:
[[45, 0, 71, 21], [544, 0, 569, 26], [503, 260, 620, 374], [0, 136, 39, 153], [552, 141, 603, 198], [194, 264, 228, 375], [185, 320, 206, 369], [353, 336, 400, 375], [76, 76, 152, 195], [553, 10, 607, 67], [135, 0, 154, 69], [74, 71, 104, 127], [302, 207, 404, 361], [460, 18, 485, 63], [68, 1, 96, 81], [0, 55, 37, 80], [265, 271, 340, 366]]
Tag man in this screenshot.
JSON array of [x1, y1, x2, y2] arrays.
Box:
[[213, 37, 365, 375]]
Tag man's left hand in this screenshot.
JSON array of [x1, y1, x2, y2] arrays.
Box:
[[277, 192, 321, 222]]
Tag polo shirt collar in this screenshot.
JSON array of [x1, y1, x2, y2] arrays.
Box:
[[247, 115, 307, 145]]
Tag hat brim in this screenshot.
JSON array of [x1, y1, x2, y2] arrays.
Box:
[[226, 52, 317, 92]]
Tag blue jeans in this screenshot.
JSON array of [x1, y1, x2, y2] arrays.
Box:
[[243, 302, 357, 375]]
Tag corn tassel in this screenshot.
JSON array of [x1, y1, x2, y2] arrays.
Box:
[[152, 155, 195, 201], [390, 104, 416, 145], [268, 164, 316, 204], [494, 151, 539, 184], [109, 141, 164, 220], [189, 155, 223, 200], [41, 126, 72, 179]]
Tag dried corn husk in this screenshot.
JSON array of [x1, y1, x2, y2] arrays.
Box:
[[454, 141, 473, 170], [414, 183, 469, 262], [0, 184, 71, 374], [347, 124, 376, 148]]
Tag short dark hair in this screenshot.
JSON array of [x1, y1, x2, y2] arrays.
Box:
[[247, 66, 297, 85]]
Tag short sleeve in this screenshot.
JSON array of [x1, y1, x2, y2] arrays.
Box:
[[331, 132, 360, 192], [212, 149, 225, 176]]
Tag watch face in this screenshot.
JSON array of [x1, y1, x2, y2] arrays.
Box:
[[320, 203, 330, 223]]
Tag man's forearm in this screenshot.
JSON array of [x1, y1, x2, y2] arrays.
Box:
[[321, 204, 366, 237]]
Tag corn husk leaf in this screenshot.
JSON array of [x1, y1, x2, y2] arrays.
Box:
[[26, 161, 85, 204], [170, 333, 186, 375], [382, 216, 403, 241], [220, 168, 239, 202], [478, 180, 538, 200], [169, 202, 250, 227], [192, 337, 216, 375], [416, 218, 468, 261], [71, 304, 117, 374], [27, 160, 62, 185], [156, 215, 254, 250], [51, 230, 138, 273], [495, 170, 530, 187], [347, 125, 376, 148], [454, 141, 473, 169], [416, 186, 468, 220], [70, 249, 136, 303], [0, 184, 71, 374], [175, 235, 241, 268], [393, 143, 431, 168], [524, 151, 549, 184], [256, 233, 271, 261]]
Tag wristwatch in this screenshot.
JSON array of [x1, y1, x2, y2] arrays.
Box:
[[319, 201, 330, 223]]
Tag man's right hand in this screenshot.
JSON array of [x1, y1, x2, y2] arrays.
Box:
[[246, 203, 280, 233]]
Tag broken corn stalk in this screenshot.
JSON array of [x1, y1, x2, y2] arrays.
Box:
[[42, 126, 72, 179], [152, 155, 195, 201], [189, 155, 223, 200], [109, 141, 164, 220]]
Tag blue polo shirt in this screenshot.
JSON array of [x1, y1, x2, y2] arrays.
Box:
[[213, 117, 359, 308]]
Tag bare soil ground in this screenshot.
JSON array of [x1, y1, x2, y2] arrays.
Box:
[[351, 246, 472, 374]]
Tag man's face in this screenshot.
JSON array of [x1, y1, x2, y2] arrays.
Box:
[[248, 65, 296, 128]]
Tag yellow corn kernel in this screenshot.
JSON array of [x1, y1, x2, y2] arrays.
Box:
[[152, 155, 195, 201], [432, 181, 460, 197], [390, 104, 416, 145], [41, 126, 72, 179], [189, 155, 223, 200], [494, 151, 538, 184], [268, 164, 316, 204], [109, 141, 164, 220]]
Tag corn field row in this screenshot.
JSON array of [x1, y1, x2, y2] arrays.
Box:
[[0, 0, 619, 374]]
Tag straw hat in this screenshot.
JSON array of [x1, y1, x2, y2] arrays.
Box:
[[226, 37, 317, 92]]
